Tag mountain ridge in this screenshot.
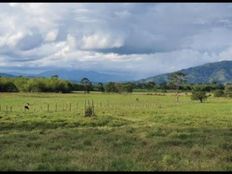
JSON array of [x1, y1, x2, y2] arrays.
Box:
[[2, 60, 232, 84], [137, 60, 232, 84], [0, 69, 136, 83], [0, 73, 15, 77]]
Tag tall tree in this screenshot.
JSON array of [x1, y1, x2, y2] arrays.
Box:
[[96, 82, 105, 92], [80, 77, 92, 93], [168, 72, 186, 102], [145, 81, 156, 90], [105, 82, 118, 93], [51, 75, 59, 79], [123, 82, 134, 93]]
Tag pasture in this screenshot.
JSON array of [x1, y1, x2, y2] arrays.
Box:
[[0, 92, 232, 171]]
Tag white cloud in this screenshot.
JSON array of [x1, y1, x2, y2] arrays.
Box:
[[219, 46, 232, 61], [0, 32, 25, 48], [81, 33, 124, 49], [44, 29, 58, 42], [1, 3, 232, 78]]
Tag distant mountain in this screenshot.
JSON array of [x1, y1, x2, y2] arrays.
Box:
[[137, 60, 232, 84], [37, 69, 136, 83], [0, 69, 136, 82], [0, 73, 15, 77], [3, 60, 232, 84]]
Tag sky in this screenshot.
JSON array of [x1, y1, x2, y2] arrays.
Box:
[[1, 3, 232, 79]]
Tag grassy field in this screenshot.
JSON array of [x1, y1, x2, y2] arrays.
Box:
[[0, 92, 232, 171]]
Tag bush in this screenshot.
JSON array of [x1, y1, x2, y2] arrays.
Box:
[[0, 79, 18, 92], [191, 89, 207, 103], [105, 82, 118, 93], [105, 82, 133, 93], [84, 100, 95, 117], [213, 90, 224, 97], [0, 77, 73, 93], [225, 85, 232, 98], [84, 106, 94, 117]]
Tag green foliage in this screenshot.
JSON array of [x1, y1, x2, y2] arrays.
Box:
[[0, 78, 18, 92], [105, 82, 133, 93], [145, 81, 156, 90], [95, 83, 105, 92], [71, 83, 83, 91], [0, 77, 72, 93], [84, 106, 94, 117], [84, 100, 95, 117], [26, 79, 47, 92], [122, 83, 134, 93], [168, 72, 186, 102], [0, 76, 227, 95], [191, 88, 208, 103], [105, 82, 118, 93], [213, 90, 225, 97], [80, 78, 92, 93], [168, 72, 186, 90], [224, 85, 232, 98]]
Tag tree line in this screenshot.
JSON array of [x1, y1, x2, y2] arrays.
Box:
[[1, 74, 232, 99], [0, 76, 72, 93], [0, 76, 134, 93]]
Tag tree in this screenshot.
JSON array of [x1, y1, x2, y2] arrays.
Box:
[[14, 77, 28, 92], [72, 83, 83, 91], [115, 83, 124, 93], [225, 84, 232, 97], [168, 72, 186, 102], [213, 89, 224, 97], [105, 82, 118, 93], [0, 78, 18, 92], [123, 83, 134, 93], [191, 91, 207, 103], [26, 79, 46, 92], [96, 82, 105, 92], [145, 81, 156, 91], [159, 82, 168, 90], [80, 77, 92, 93], [51, 75, 59, 79]]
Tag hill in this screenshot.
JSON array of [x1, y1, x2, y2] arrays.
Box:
[[0, 73, 15, 77], [137, 60, 232, 84], [37, 69, 135, 83]]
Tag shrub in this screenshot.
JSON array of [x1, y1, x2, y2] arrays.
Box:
[[105, 82, 118, 93], [191, 89, 207, 103], [225, 85, 232, 98], [0, 79, 18, 92], [84, 100, 95, 117], [213, 90, 224, 97], [85, 106, 94, 117]]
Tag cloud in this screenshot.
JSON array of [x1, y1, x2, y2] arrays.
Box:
[[44, 29, 58, 42], [81, 33, 124, 49], [1, 3, 232, 78], [0, 32, 25, 48]]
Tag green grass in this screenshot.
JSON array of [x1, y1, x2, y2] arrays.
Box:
[[0, 92, 232, 171]]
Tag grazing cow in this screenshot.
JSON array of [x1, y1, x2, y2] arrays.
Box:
[[24, 103, 30, 111]]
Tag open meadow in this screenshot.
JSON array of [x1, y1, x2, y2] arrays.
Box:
[[0, 92, 232, 171]]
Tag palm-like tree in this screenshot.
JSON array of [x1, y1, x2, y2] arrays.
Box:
[[168, 72, 186, 102]]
